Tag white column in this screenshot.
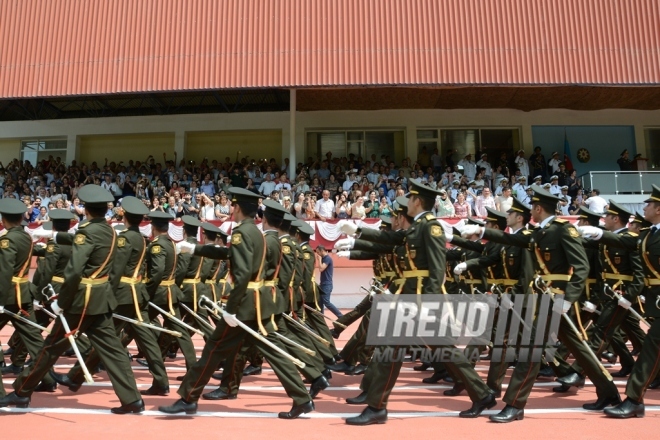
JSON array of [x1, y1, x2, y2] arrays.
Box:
[[174, 130, 186, 160], [65, 133, 79, 165], [289, 89, 297, 179]]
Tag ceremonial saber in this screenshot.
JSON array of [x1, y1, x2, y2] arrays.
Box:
[[112, 313, 183, 338], [534, 277, 613, 381], [148, 302, 205, 336], [603, 284, 651, 327], [43, 284, 94, 383], [273, 332, 316, 356], [282, 312, 331, 346], [1, 309, 50, 334], [200, 297, 306, 369], [33, 301, 57, 319], [303, 304, 347, 328], [488, 285, 533, 332], [179, 302, 215, 332]]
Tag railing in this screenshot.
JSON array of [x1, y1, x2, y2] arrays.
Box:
[[578, 171, 660, 194]]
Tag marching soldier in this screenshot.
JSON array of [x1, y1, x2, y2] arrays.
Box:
[[461, 185, 620, 422], [580, 184, 660, 418], [144, 211, 198, 370], [51, 197, 171, 396], [200, 199, 330, 400], [340, 180, 497, 425], [1, 185, 143, 413], [0, 199, 59, 398], [555, 201, 644, 393], [158, 187, 314, 419]]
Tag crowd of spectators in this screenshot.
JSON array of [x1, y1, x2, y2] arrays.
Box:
[[0, 146, 613, 224]]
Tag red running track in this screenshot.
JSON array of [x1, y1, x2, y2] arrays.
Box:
[[1, 312, 659, 439]]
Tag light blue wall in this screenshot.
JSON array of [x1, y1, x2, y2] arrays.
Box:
[[531, 126, 636, 176]]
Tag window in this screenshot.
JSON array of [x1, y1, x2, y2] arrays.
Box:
[[645, 128, 660, 169], [21, 139, 67, 165], [306, 130, 405, 165], [417, 128, 520, 169]]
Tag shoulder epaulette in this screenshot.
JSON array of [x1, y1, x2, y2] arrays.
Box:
[[626, 231, 639, 237], [553, 218, 568, 224], [641, 227, 651, 231], [280, 238, 288, 243], [425, 213, 436, 221], [522, 230, 533, 235], [79, 221, 90, 228]]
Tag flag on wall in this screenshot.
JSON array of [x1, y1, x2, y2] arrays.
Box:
[[563, 130, 574, 171]]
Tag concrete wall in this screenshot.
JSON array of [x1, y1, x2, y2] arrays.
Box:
[[0, 108, 659, 169]]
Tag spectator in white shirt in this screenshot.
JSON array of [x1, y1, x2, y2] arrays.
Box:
[[343, 172, 358, 192], [548, 152, 561, 174], [474, 187, 496, 217], [549, 176, 561, 196], [514, 149, 530, 179], [258, 174, 276, 196], [512, 176, 528, 201], [476, 154, 493, 186], [495, 187, 514, 213], [314, 190, 335, 221], [458, 153, 477, 181], [584, 189, 609, 214]]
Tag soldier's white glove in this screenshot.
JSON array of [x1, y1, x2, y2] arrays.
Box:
[[0, 305, 4, 314], [339, 221, 358, 236], [176, 241, 195, 254], [640, 295, 646, 304], [617, 296, 632, 310], [222, 313, 239, 327], [578, 226, 603, 240], [560, 299, 572, 314], [582, 301, 598, 314], [33, 300, 44, 311], [32, 229, 53, 239], [51, 300, 63, 315], [35, 242, 47, 249], [334, 237, 355, 250], [460, 225, 482, 238], [336, 250, 350, 258], [453, 262, 468, 275]]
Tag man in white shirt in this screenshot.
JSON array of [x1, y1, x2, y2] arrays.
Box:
[[476, 154, 493, 186], [343, 172, 358, 192], [458, 154, 477, 181], [548, 152, 561, 174], [474, 187, 496, 217], [549, 176, 561, 196], [314, 190, 335, 221], [532, 175, 543, 186], [584, 189, 609, 214], [512, 176, 528, 201], [258, 174, 276, 196], [494, 178, 509, 196], [495, 187, 513, 213], [514, 149, 530, 179]]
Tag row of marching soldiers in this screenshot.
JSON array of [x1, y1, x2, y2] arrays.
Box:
[[0, 184, 340, 418], [327, 181, 660, 424]]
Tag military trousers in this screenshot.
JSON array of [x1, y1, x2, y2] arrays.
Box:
[[13, 311, 141, 405], [626, 317, 660, 402], [67, 303, 169, 389], [177, 317, 311, 406], [152, 303, 198, 369]]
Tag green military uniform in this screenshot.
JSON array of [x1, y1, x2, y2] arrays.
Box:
[[483, 186, 619, 422], [144, 212, 198, 369], [346, 181, 495, 425], [62, 197, 170, 392], [602, 185, 660, 417], [6, 186, 142, 411], [215, 201, 327, 398], [295, 220, 339, 362], [160, 187, 312, 418], [564, 201, 644, 380], [0, 200, 57, 399], [176, 216, 212, 336]]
